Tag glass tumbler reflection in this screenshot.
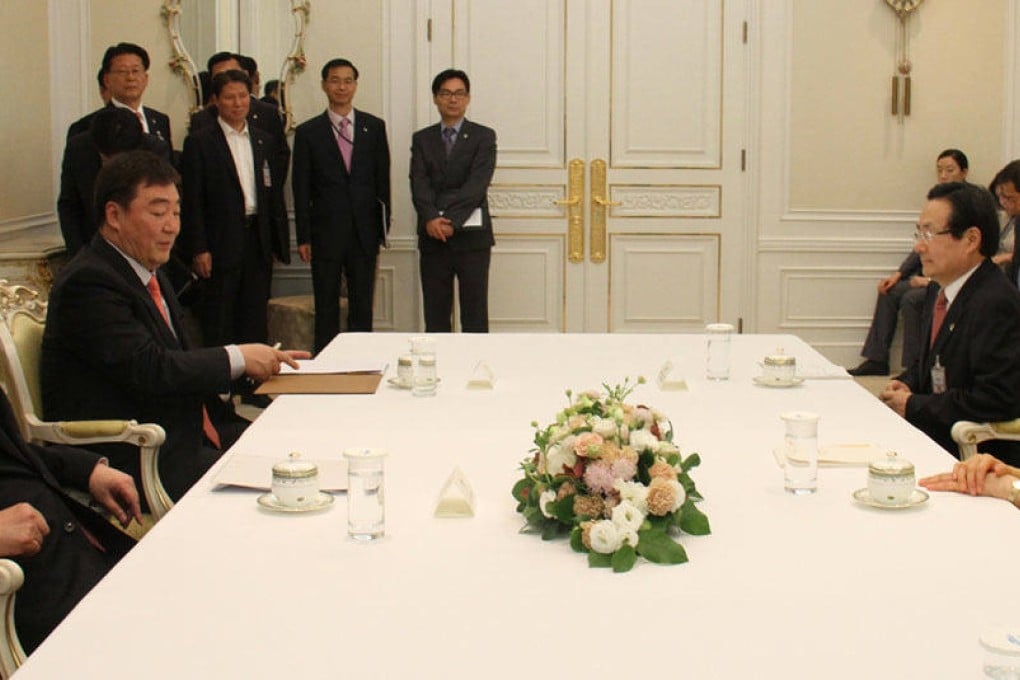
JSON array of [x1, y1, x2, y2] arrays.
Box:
[[342, 448, 388, 541]]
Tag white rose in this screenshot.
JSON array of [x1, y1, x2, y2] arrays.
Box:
[[629, 429, 660, 453], [588, 519, 623, 554], [611, 500, 646, 533], [614, 479, 649, 514], [592, 417, 618, 439], [544, 444, 577, 476], [669, 479, 686, 511], [539, 489, 557, 518], [620, 529, 640, 548]]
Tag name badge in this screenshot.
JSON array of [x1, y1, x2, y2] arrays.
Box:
[[930, 357, 946, 394], [262, 161, 272, 188]]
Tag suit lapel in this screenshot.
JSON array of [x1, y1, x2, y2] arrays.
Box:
[[210, 125, 245, 198], [319, 112, 346, 172]]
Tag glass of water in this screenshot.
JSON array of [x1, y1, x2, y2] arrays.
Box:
[[342, 448, 388, 541], [705, 323, 734, 380], [781, 411, 819, 495]]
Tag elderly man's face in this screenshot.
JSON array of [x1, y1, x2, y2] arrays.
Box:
[[104, 54, 148, 106], [914, 198, 981, 287], [104, 182, 180, 271]]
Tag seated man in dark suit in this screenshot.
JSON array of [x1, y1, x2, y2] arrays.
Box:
[[0, 386, 139, 654], [880, 182, 1020, 465], [42, 151, 306, 503], [57, 107, 169, 256], [66, 42, 172, 148]]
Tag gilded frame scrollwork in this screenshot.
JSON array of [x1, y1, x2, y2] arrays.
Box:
[[161, 1, 203, 115]]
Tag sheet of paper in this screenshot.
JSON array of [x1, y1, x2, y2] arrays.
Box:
[[212, 453, 348, 491], [280, 359, 388, 375]]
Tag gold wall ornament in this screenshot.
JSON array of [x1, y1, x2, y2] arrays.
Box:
[[885, 0, 924, 120], [279, 0, 311, 134], [161, 1, 202, 115]]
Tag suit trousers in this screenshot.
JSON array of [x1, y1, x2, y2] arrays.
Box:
[[860, 280, 926, 368], [419, 245, 491, 332], [201, 222, 271, 347], [311, 247, 378, 353]]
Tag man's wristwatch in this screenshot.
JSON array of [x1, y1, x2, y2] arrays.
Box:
[[1007, 478, 1020, 507]]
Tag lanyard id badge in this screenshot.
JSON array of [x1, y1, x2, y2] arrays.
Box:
[[931, 356, 946, 394], [262, 160, 272, 188]]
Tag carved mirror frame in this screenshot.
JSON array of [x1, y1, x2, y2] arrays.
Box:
[[161, 0, 310, 131]]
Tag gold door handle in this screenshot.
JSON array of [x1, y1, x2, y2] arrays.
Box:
[[589, 159, 610, 263], [562, 159, 585, 263]]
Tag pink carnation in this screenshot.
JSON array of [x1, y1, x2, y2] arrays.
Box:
[[583, 460, 616, 495], [611, 457, 637, 481]]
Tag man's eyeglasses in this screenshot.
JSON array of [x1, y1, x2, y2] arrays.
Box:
[[436, 89, 468, 100], [913, 228, 953, 243], [109, 68, 145, 78]]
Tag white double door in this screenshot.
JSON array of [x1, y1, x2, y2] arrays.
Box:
[[411, 0, 752, 332]]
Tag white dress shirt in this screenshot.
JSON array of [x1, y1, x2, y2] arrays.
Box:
[[217, 117, 258, 216]]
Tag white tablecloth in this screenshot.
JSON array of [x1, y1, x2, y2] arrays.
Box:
[[16, 334, 1020, 678]]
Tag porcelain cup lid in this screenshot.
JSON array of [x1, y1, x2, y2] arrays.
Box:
[[273, 452, 318, 479], [869, 451, 914, 477]]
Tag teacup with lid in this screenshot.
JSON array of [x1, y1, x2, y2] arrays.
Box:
[[867, 452, 915, 505], [272, 452, 320, 508]]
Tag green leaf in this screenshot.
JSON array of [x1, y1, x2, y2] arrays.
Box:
[[522, 506, 543, 526], [680, 452, 701, 472], [551, 494, 576, 523], [636, 528, 688, 564], [678, 500, 711, 535], [541, 521, 564, 541], [570, 526, 586, 552], [611, 544, 637, 573], [511, 478, 532, 503], [587, 551, 612, 568]]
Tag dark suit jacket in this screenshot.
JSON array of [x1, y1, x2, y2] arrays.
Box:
[[180, 122, 290, 267], [410, 119, 496, 252], [293, 110, 391, 257], [0, 387, 134, 653], [56, 131, 170, 256], [901, 259, 1020, 460], [67, 101, 172, 148], [41, 236, 243, 500], [189, 98, 290, 182]]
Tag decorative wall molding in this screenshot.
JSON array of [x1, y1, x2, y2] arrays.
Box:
[[487, 185, 564, 217], [610, 185, 720, 218], [757, 237, 913, 253], [780, 208, 918, 224]]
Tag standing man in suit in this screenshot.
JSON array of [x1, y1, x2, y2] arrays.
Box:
[[190, 52, 290, 183], [43, 150, 305, 502], [410, 69, 497, 332], [0, 387, 140, 654], [293, 58, 391, 352], [66, 43, 172, 148], [57, 107, 170, 256], [880, 182, 1020, 465], [181, 70, 290, 386]]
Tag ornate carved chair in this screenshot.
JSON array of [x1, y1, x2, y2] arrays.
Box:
[[0, 559, 24, 678], [0, 281, 173, 521], [951, 419, 1020, 460]]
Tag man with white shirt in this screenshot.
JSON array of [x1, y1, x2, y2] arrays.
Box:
[[42, 150, 305, 502], [880, 182, 1020, 464], [66, 43, 172, 148], [181, 70, 291, 407], [293, 58, 391, 352]]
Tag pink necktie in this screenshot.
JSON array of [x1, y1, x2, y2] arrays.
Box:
[[146, 276, 221, 450], [337, 118, 353, 171], [929, 290, 948, 348]]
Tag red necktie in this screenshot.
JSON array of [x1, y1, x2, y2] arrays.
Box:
[[929, 290, 948, 348], [337, 118, 353, 171], [146, 276, 221, 449]]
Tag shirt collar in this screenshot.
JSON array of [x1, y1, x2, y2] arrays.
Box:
[[942, 260, 983, 307], [442, 118, 465, 136], [327, 108, 355, 129], [110, 98, 144, 116], [217, 116, 249, 137], [103, 236, 156, 286]]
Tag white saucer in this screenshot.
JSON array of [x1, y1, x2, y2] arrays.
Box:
[[851, 487, 928, 510], [387, 377, 441, 389], [257, 491, 334, 513], [752, 375, 805, 388]]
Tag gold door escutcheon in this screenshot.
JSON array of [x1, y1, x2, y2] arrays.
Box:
[[554, 159, 586, 263], [589, 159, 620, 264]]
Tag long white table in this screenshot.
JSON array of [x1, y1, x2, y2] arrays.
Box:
[[15, 334, 1020, 678]]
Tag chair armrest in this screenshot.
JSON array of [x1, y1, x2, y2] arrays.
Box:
[[951, 418, 1020, 461], [23, 416, 173, 521], [0, 559, 25, 677]]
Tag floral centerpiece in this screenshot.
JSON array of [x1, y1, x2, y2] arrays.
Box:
[[512, 378, 710, 572]]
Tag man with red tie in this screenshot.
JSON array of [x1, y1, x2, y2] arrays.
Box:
[[41, 150, 306, 503], [880, 182, 1020, 464]]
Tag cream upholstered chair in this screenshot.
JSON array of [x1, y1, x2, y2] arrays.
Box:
[[951, 418, 1020, 460], [0, 559, 25, 679], [0, 281, 172, 521]]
